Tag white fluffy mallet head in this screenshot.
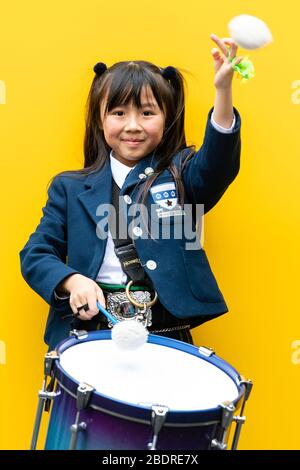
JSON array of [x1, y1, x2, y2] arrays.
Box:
[[111, 321, 149, 351], [228, 14, 273, 50]]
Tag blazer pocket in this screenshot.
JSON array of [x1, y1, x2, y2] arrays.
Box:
[[181, 247, 225, 303]]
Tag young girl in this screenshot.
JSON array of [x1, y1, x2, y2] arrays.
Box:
[[20, 35, 243, 350]]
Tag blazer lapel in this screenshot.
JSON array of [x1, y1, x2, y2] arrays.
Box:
[[77, 159, 113, 227], [77, 151, 160, 224], [120, 151, 159, 194]]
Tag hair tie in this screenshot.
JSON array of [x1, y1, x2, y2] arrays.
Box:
[[161, 66, 177, 80], [93, 62, 107, 76]]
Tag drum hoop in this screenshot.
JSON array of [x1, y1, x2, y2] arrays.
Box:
[[53, 331, 246, 425], [56, 379, 221, 427]]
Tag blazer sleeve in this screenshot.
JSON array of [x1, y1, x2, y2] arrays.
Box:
[[19, 176, 79, 308], [182, 106, 241, 214]]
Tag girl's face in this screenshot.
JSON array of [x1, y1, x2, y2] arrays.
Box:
[[100, 86, 165, 167]]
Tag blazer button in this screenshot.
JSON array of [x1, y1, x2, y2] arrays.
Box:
[[146, 260, 157, 270], [123, 195, 132, 204], [133, 226, 143, 237], [139, 173, 146, 179], [144, 167, 154, 176]]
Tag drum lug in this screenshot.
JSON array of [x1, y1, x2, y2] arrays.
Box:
[[69, 329, 88, 340], [147, 404, 169, 451], [231, 379, 253, 450], [242, 379, 253, 401], [30, 351, 59, 450], [69, 383, 95, 450], [211, 402, 235, 450], [198, 346, 215, 357], [76, 383, 95, 410], [44, 351, 59, 375]]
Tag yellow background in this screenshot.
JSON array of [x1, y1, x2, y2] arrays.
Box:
[[1, 0, 299, 450]]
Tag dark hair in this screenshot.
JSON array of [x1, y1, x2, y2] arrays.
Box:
[[49, 60, 196, 206]]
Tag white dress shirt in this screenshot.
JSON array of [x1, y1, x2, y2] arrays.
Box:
[[95, 154, 134, 285], [54, 112, 236, 298]]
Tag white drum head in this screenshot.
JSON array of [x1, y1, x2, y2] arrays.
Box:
[[59, 339, 239, 411]]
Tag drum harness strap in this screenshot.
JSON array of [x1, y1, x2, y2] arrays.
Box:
[[103, 179, 157, 327], [111, 179, 151, 287]]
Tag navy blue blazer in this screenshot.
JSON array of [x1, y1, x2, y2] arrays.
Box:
[[20, 106, 241, 348]]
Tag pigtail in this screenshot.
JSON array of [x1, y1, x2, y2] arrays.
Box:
[[158, 66, 186, 165], [156, 65, 191, 207], [83, 62, 110, 170]]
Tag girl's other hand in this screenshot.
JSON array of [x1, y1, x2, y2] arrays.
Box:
[[210, 33, 244, 90], [62, 273, 106, 320]]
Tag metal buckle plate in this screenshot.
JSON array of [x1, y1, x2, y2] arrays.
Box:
[[106, 289, 153, 328]]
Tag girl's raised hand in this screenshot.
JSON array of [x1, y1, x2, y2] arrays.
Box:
[[210, 33, 244, 90]]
